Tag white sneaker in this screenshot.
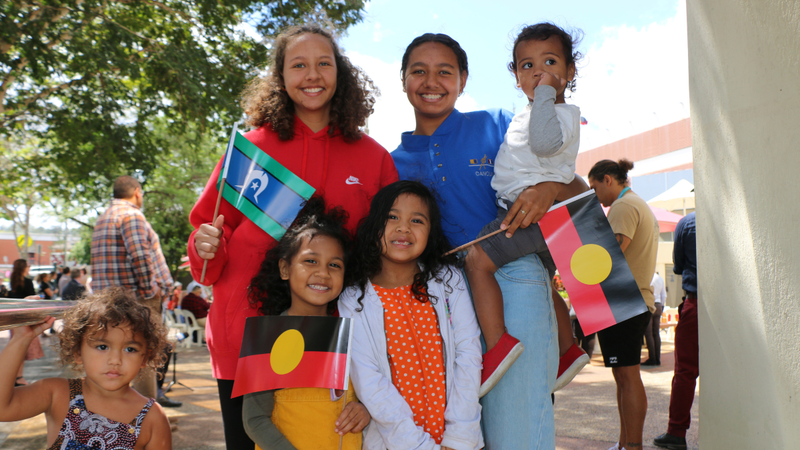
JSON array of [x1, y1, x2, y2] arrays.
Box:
[[608, 443, 621, 450]]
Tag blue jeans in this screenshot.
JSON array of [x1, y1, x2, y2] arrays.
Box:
[[480, 253, 558, 449]]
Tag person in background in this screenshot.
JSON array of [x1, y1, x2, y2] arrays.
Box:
[[0, 284, 8, 298], [185, 280, 208, 300], [588, 159, 659, 450], [167, 281, 183, 310], [178, 285, 210, 327], [48, 271, 57, 292], [60, 268, 86, 301], [643, 272, 667, 366], [36, 273, 54, 299], [654, 212, 698, 450], [8, 259, 36, 299], [81, 268, 92, 294], [6, 259, 44, 386], [57, 267, 71, 296], [90, 175, 174, 407]]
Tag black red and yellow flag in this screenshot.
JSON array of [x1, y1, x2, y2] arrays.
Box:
[[231, 316, 353, 398], [539, 191, 648, 335]]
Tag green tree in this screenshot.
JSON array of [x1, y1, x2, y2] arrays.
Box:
[[141, 120, 220, 276], [1, 0, 365, 200], [70, 218, 94, 265], [0, 136, 57, 261]]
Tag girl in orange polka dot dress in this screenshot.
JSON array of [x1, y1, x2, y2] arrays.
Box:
[[340, 181, 484, 450]]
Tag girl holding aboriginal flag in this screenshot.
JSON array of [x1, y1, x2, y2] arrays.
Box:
[[242, 197, 370, 450], [188, 24, 397, 450]]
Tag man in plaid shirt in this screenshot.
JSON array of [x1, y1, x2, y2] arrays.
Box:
[[91, 176, 174, 402]]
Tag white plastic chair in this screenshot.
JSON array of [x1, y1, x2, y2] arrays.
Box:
[[163, 309, 188, 341], [174, 308, 205, 347]]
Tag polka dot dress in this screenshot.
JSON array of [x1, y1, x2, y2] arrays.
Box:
[[374, 284, 447, 444]]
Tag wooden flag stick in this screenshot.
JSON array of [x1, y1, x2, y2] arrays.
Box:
[[338, 390, 349, 450], [443, 190, 599, 257], [199, 181, 225, 283], [200, 122, 239, 283], [443, 228, 504, 256]]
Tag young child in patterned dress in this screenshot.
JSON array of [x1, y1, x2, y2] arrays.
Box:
[[339, 181, 483, 450], [0, 288, 172, 450]]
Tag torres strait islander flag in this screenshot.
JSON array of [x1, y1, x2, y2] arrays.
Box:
[[538, 190, 648, 335], [217, 126, 315, 241], [231, 316, 353, 397]]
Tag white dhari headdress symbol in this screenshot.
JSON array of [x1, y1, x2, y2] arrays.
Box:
[[236, 168, 270, 203]]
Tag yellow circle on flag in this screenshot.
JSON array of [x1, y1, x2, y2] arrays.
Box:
[[570, 244, 613, 285], [270, 329, 305, 375]]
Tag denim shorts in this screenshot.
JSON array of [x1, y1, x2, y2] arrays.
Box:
[[477, 206, 556, 278]]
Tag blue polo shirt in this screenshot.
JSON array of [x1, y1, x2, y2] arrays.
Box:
[[392, 108, 514, 247]]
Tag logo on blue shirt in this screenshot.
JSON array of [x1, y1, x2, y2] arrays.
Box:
[[469, 155, 494, 176]]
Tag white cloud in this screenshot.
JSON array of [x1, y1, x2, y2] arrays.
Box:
[[572, 0, 689, 151], [347, 51, 482, 152], [455, 92, 479, 113]]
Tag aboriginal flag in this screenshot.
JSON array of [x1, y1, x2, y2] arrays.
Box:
[[539, 191, 647, 335], [231, 316, 353, 398]]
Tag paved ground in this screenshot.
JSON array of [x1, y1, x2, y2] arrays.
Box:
[[0, 330, 698, 449]]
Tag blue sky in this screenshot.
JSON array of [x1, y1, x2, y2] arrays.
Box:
[[339, 0, 689, 152]]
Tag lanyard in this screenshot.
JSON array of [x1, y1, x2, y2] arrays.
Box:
[[617, 187, 631, 200]]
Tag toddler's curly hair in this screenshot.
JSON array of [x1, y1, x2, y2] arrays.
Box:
[[57, 287, 169, 372]]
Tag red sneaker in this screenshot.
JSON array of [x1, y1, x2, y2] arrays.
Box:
[[553, 343, 590, 392], [479, 332, 524, 398]]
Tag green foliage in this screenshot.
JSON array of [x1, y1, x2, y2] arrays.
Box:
[[1, 0, 366, 200], [71, 219, 95, 265], [140, 120, 220, 277], [0, 135, 58, 259]]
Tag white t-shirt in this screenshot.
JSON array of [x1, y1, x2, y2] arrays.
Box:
[[492, 85, 581, 202], [651, 273, 667, 305]]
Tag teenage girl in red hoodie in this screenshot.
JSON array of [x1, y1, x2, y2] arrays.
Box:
[[187, 24, 398, 449]]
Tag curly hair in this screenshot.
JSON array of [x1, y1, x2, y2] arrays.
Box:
[[57, 287, 168, 372], [351, 181, 459, 310], [508, 22, 584, 93], [248, 196, 353, 316], [240, 24, 377, 142]]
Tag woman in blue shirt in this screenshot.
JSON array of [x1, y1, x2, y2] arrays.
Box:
[[392, 33, 586, 449]]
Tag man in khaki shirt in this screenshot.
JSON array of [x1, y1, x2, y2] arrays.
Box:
[[589, 159, 658, 450]]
